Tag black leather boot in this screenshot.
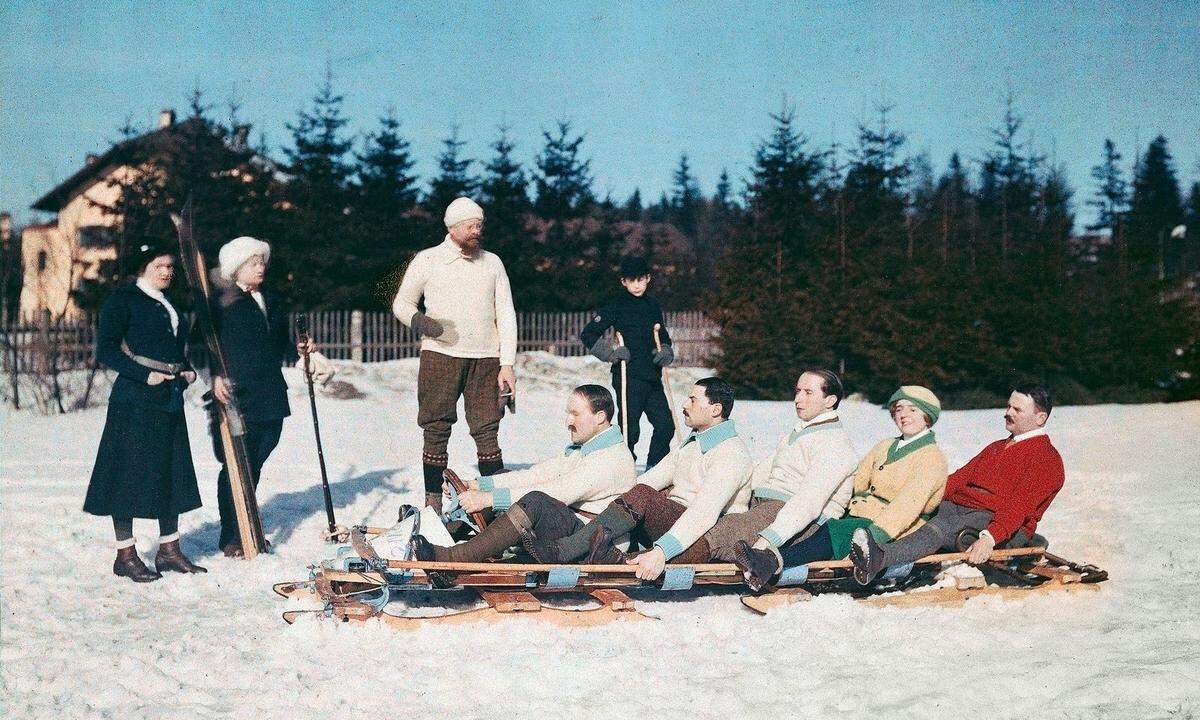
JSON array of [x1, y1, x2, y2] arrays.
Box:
[[155, 539, 208, 574], [114, 546, 161, 583]]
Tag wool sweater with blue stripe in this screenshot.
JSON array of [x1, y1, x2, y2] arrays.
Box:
[[636, 420, 754, 560], [477, 426, 636, 515], [751, 411, 860, 548]]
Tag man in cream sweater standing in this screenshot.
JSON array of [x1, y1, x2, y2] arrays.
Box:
[[392, 197, 518, 512]]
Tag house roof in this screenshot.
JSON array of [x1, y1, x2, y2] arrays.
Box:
[[30, 117, 273, 213]]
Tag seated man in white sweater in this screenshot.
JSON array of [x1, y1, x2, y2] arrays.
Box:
[[688, 368, 859, 561], [411, 384, 636, 564], [540, 377, 754, 581]]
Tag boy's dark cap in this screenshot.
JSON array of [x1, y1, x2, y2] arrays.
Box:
[[619, 256, 651, 278]]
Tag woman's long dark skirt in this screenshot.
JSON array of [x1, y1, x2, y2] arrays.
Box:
[[84, 402, 202, 519]]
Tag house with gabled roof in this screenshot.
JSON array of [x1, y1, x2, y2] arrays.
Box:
[[20, 109, 257, 319]]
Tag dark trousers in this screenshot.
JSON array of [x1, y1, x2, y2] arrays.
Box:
[[614, 375, 675, 468], [513, 491, 585, 548], [879, 501, 993, 568], [212, 418, 283, 548], [417, 351, 503, 485]]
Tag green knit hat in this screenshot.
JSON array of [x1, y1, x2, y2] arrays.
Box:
[[888, 385, 941, 426]]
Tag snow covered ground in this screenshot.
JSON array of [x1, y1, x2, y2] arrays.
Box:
[[2, 353, 1198, 719]]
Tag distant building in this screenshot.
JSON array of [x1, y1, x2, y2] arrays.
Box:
[[19, 109, 256, 319]]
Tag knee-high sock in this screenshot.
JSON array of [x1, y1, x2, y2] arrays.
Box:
[[553, 503, 638, 563], [436, 512, 524, 563], [113, 517, 134, 547]]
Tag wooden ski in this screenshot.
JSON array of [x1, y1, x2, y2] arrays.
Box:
[[172, 198, 267, 558]]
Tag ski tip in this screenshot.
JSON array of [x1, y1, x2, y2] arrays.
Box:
[[282, 610, 315, 625], [273, 581, 310, 598]]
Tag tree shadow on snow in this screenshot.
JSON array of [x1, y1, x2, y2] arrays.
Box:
[[180, 466, 406, 559]]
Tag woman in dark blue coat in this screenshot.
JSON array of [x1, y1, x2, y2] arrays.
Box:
[[84, 242, 206, 581]]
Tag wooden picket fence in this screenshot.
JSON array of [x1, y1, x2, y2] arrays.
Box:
[[0, 310, 718, 374]]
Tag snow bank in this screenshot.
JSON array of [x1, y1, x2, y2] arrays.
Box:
[[1, 356, 1198, 719]]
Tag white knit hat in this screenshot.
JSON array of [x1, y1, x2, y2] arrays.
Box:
[[444, 197, 484, 229], [218, 236, 271, 281]]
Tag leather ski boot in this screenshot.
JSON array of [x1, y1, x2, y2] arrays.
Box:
[[114, 546, 161, 583], [155, 540, 208, 574], [584, 526, 627, 565], [411, 535, 454, 589], [733, 540, 781, 593]]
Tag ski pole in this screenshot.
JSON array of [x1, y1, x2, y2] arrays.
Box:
[[615, 330, 629, 450], [653, 323, 684, 444], [296, 315, 338, 538]]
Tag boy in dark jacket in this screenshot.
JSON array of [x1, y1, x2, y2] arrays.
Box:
[[579, 256, 675, 468]]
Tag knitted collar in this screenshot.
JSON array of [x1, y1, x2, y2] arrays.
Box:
[[565, 425, 624, 457], [788, 413, 842, 444], [683, 420, 738, 454], [885, 431, 937, 465], [437, 236, 479, 264]]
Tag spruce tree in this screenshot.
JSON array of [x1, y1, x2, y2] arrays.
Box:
[[532, 120, 593, 221], [282, 66, 354, 308], [670, 153, 701, 236], [344, 110, 422, 308], [711, 105, 831, 398], [623, 189, 643, 221], [425, 126, 477, 216], [479, 127, 536, 302], [532, 120, 595, 307], [1128, 135, 1184, 279]]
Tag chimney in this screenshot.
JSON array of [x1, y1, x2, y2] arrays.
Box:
[[158, 108, 176, 129], [85, 153, 98, 166]]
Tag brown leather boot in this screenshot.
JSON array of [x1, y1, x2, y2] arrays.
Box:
[[584, 526, 628, 565], [155, 539, 208, 574], [114, 546, 161, 583]]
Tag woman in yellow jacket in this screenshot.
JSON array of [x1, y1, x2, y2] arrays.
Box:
[[734, 386, 947, 591]]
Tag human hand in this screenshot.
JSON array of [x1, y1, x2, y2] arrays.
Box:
[[652, 346, 674, 367], [147, 371, 174, 386], [497, 365, 517, 394], [296, 337, 316, 356], [967, 534, 995, 565], [458, 489, 493, 514], [180, 370, 196, 384], [628, 546, 667, 581], [212, 376, 232, 404], [611, 346, 631, 364]]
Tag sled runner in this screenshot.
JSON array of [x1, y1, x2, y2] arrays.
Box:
[[277, 522, 1107, 628]]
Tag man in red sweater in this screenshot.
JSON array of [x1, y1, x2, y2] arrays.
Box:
[[850, 384, 1064, 585]]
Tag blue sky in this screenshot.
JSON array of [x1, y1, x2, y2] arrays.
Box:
[[2, 1, 1197, 227]]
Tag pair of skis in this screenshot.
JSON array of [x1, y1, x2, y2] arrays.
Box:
[[172, 199, 338, 558]]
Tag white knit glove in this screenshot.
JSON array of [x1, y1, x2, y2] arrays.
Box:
[[301, 351, 336, 385]]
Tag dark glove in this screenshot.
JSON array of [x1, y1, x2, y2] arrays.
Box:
[[652, 346, 675, 367], [589, 337, 629, 364], [411, 311, 444, 338]]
